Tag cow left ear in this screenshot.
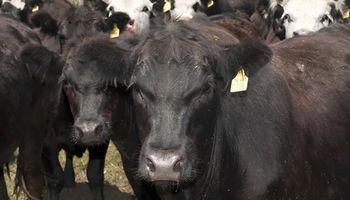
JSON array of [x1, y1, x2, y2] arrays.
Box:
[[20, 44, 63, 84], [220, 40, 272, 92]]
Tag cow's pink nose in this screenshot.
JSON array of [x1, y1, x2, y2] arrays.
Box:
[[128, 19, 135, 26]]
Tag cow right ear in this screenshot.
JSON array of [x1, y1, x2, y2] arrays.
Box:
[[30, 11, 59, 36], [20, 44, 63, 84], [220, 40, 272, 92]]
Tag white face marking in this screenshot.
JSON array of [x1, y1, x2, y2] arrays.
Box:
[[2, 0, 25, 10], [171, 0, 201, 20], [104, 0, 153, 34], [280, 0, 345, 38]]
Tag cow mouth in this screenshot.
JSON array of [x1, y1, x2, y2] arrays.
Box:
[[72, 128, 112, 146], [153, 181, 182, 193]]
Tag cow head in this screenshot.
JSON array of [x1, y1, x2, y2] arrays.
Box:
[[105, 0, 153, 35], [60, 36, 129, 145], [129, 21, 271, 191], [271, 0, 348, 38], [58, 5, 108, 40]]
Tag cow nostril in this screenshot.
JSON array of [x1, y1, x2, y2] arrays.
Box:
[[146, 158, 155, 172], [173, 158, 184, 172], [94, 124, 103, 135], [293, 31, 299, 36], [128, 19, 135, 26], [75, 126, 83, 139]]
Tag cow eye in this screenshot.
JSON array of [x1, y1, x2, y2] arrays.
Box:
[[192, 2, 200, 12], [282, 14, 292, 23], [135, 88, 145, 101], [102, 85, 111, 94], [142, 6, 149, 12], [320, 14, 331, 24], [193, 84, 212, 105], [64, 84, 76, 99], [186, 84, 212, 105]]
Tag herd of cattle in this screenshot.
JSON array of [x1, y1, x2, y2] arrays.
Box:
[[0, 0, 350, 199]]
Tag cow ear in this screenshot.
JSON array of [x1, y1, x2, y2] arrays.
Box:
[[30, 11, 59, 35], [220, 40, 272, 91], [20, 44, 63, 84]]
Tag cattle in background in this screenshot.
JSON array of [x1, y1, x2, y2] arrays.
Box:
[[270, 0, 350, 38], [0, 15, 62, 199], [116, 18, 350, 199], [29, 4, 124, 200], [103, 0, 154, 35], [151, 0, 275, 40], [58, 34, 150, 199]]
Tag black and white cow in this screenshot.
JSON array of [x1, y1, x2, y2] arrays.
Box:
[[270, 0, 350, 38], [104, 0, 154, 35]]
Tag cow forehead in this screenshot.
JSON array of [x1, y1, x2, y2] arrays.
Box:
[[135, 61, 211, 97], [284, 0, 332, 18], [106, 0, 152, 13]]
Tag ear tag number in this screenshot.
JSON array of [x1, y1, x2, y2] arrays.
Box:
[[32, 5, 39, 12], [163, 0, 171, 13], [208, 0, 214, 8], [230, 68, 249, 93], [110, 24, 120, 38]]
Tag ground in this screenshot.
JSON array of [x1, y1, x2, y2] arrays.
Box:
[[5, 144, 134, 200]]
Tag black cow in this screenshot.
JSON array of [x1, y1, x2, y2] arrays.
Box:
[[0, 14, 62, 199], [121, 19, 350, 199], [32, 4, 123, 200]]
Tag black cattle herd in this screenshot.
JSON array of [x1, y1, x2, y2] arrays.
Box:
[[0, 0, 350, 199]]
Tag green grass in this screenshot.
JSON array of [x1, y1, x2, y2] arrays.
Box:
[[5, 144, 133, 200]]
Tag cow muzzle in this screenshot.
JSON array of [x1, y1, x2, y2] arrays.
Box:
[[73, 119, 108, 145], [142, 148, 185, 182]]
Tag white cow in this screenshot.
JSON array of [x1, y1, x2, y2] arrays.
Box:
[[271, 0, 348, 38], [104, 0, 153, 35]]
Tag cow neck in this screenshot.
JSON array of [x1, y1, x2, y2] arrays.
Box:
[[197, 113, 226, 200]]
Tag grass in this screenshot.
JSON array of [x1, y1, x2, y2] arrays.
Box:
[[4, 144, 134, 200]]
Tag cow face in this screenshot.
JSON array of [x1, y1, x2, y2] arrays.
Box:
[[105, 0, 153, 35], [130, 22, 271, 190], [61, 38, 128, 145], [275, 0, 346, 38]]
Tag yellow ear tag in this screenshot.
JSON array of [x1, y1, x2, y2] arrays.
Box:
[[32, 5, 39, 12], [208, 0, 214, 8], [163, 0, 171, 13], [110, 25, 120, 38], [230, 68, 249, 93], [343, 8, 350, 19]]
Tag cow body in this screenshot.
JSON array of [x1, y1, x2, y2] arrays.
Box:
[[33, 5, 119, 200], [270, 24, 350, 198], [123, 18, 350, 199], [0, 14, 62, 199]]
